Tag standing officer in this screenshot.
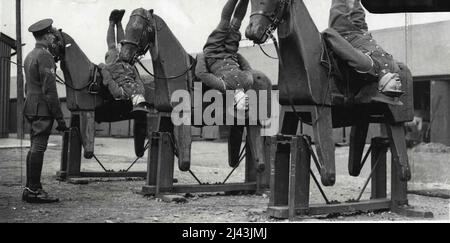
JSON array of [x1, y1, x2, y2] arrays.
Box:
[[22, 19, 67, 203]]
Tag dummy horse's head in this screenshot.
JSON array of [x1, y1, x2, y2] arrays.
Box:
[[245, 0, 290, 44], [46, 27, 67, 62], [120, 8, 157, 64]]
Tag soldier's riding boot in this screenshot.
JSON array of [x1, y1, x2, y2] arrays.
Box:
[[109, 9, 126, 24], [131, 94, 151, 114], [22, 152, 59, 204]]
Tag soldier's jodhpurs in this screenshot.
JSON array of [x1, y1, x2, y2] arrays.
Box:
[[26, 116, 54, 190], [323, 28, 375, 75]]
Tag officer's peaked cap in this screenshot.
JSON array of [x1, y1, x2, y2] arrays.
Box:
[[28, 19, 54, 37]]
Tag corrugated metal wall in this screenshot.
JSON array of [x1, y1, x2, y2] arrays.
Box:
[[0, 41, 12, 138]]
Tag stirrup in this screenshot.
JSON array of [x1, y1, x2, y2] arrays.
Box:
[[380, 89, 405, 98], [131, 102, 151, 114], [378, 74, 404, 98], [372, 93, 403, 106]]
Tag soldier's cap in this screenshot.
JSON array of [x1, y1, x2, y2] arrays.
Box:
[[28, 19, 54, 36]]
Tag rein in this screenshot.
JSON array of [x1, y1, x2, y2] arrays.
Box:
[[127, 9, 195, 80], [55, 30, 101, 94], [55, 65, 101, 94], [136, 59, 196, 80]]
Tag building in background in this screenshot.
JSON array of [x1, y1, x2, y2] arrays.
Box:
[[2, 1, 450, 145], [0, 33, 16, 138]]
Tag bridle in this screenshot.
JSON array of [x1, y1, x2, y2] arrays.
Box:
[[122, 9, 195, 80], [52, 29, 101, 94], [120, 10, 156, 64], [249, 0, 290, 43]]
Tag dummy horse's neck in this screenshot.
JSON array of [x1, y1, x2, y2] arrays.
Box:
[[151, 14, 193, 111], [59, 32, 95, 89], [277, 0, 329, 105]]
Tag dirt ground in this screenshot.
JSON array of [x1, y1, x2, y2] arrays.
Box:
[[0, 135, 449, 223]]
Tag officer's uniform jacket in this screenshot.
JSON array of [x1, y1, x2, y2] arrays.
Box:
[[24, 42, 64, 119]]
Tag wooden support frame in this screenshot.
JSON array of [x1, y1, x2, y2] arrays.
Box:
[[141, 131, 271, 195], [142, 112, 271, 196], [57, 111, 147, 180], [267, 135, 434, 220]]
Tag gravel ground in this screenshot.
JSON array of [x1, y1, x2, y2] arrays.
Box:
[[0, 136, 449, 223]]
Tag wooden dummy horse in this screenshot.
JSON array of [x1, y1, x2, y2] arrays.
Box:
[[51, 30, 148, 179], [244, 0, 431, 218], [119, 8, 272, 194]]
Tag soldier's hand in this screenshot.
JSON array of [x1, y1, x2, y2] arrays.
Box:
[[56, 119, 68, 132]]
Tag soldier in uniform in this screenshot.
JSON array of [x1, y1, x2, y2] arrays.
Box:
[[22, 19, 68, 203], [100, 9, 148, 113], [323, 0, 404, 102], [105, 9, 125, 65], [196, 0, 254, 111]]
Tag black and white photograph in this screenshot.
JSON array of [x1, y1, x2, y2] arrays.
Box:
[[0, 0, 449, 227]]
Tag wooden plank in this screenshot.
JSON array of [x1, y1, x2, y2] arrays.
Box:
[[156, 132, 175, 194], [260, 136, 274, 189], [141, 182, 257, 195], [173, 125, 192, 171], [268, 199, 392, 219], [297, 137, 311, 210], [348, 118, 369, 177], [311, 106, 336, 186], [371, 138, 388, 200], [246, 126, 266, 178], [80, 111, 95, 159], [147, 135, 160, 186], [66, 128, 82, 177], [391, 149, 409, 207], [393, 206, 434, 219], [288, 137, 300, 220], [59, 130, 70, 177], [270, 112, 298, 207], [74, 172, 146, 178], [386, 123, 411, 182]]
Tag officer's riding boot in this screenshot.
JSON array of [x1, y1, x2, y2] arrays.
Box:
[[22, 152, 59, 204], [25, 151, 32, 188]]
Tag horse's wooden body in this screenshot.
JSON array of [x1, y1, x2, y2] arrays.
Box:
[[274, 0, 413, 186], [55, 31, 148, 179], [245, 0, 430, 219], [120, 11, 271, 194]]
